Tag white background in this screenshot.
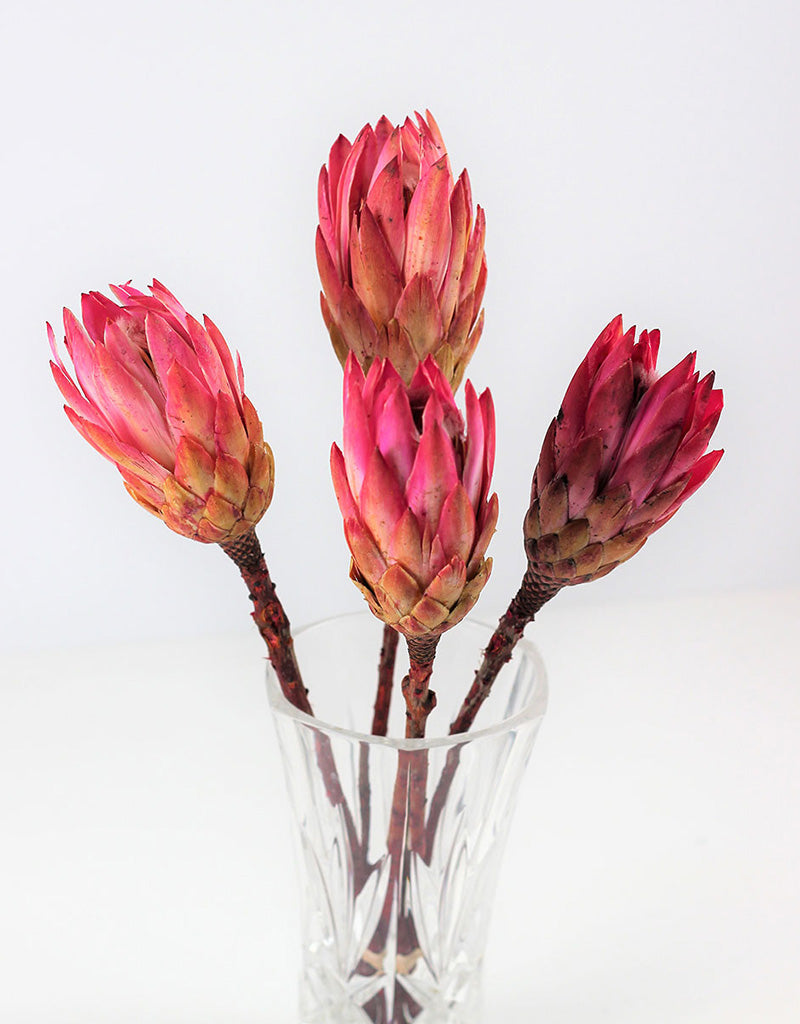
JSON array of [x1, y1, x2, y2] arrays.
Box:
[[1, 0, 798, 649], [1, 1, 798, 1021]]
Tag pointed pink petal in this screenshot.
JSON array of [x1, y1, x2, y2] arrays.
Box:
[[366, 153, 406, 272], [479, 387, 496, 487], [333, 285, 381, 363], [316, 226, 344, 308], [375, 382, 417, 482], [50, 361, 106, 429], [80, 291, 120, 344], [625, 351, 696, 454], [561, 435, 603, 517], [326, 133, 352, 212], [459, 205, 485, 303], [394, 273, 443, 360], [144, 313, 203, 390], [64, 406, 169, 484], [317, 166, 338, 275], [360, 447, 408, 552], [103, 319, 165, 410], [350, 205, 403, 327], [403, 156, 453, 293], [203, 315, 242, 406], [91, 344, 174, 465], [214, 391, 249, 464], [331, 443, 360, 522], [149, 280, 189, 324], [610, 427, 683, 506], [342, 356, 373, 498], [462, 381, 485, 508], [436, 482, 476, 564], [668, 448, 723, 509], [405, 395, 459, 530], [438, 173, 470, 330], [164, 359, 217, 455]]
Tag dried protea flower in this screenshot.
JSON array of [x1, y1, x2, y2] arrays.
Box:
[[450, 315, 724, 736], [48, 280, 274, 544], [525, 315, 724, 589], [331, 354, 498, 640], [317, 111, 486, 390]]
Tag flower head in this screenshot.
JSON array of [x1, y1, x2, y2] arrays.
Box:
[[49, 280, 274, 543], [525, 316, 723, 586], [331, 354, 498, 638], [317, 111, 487, 389]]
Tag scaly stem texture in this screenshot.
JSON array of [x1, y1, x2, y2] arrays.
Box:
[[220, 530, 311, 715], [449, 566, 560, 735], [402, 635, 440, 739], [372, 624, 399, 736]]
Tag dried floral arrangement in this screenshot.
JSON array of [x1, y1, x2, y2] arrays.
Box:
[[48, 111, 723, 741]]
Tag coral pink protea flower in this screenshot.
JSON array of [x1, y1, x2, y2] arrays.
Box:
[[331, 354, 498, 640], [525, 315, 724, 588], [317, 111, 486, 390], [49, 280, 274, 544]]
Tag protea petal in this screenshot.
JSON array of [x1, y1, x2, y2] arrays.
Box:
[[350, 205, 403, 328], [394, 273, 444, 362], [403, 156, 452, 292], [406, 397, 459, 529]]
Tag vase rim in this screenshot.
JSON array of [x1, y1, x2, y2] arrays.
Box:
[[267, 611, 548, 750]]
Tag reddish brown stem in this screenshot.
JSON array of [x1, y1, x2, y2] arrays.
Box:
[[220, 530, 311, 715], [401, 635, 439, 739], [449, 566, 560, 735], [372, 624, 399, 736], [420, 569, 561, 864], [220, 531, 366, 881]]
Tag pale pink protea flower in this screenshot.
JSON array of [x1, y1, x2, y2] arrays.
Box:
[[317, 111, 487, 390], [331, 354, 498, 641], [48, 280, 274, 544], [525, 315, 724, 588]]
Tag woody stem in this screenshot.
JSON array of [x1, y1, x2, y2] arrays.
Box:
[[219, 529, 311, 715], [449, 566, 560, 735], [402, 635, 439, 740], [372, 624, 399, 736]]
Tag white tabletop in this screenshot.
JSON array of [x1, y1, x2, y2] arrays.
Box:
[[1, 589, 798, 1023]]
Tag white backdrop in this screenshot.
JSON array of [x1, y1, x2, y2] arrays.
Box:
[[1, 0, 797, 649]]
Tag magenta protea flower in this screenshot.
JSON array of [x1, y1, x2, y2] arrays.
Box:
[[49, 280, 274, 544], [317, 111, 487, 390], [525, 315, 724, 587], [331, 354, 498, 639]]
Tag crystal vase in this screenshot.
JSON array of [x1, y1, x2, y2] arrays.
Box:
[[268, 613, 547, 1024]]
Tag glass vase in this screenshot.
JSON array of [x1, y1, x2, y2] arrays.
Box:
[[268, 613, 547, 1024]]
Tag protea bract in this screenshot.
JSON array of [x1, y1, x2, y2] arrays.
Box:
[[48, 280, 274, 544], [331, 354, 498, 640], [317, 111, 487, 390], [525, 315, 724, 588]]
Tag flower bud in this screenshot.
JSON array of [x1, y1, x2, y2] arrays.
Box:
[[49, 280, 274, 543], [331, 354, 498, 638], [525, 316, 723, 587], [317, 111, 486, 390]]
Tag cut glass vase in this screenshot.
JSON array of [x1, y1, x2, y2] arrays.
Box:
[[268, 613, 547, 1024]]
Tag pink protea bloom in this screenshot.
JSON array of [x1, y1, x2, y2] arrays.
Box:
[[331, 354, 498, 638], [525, 315, 724, 587], [317, 111, 487, 390], [49, 280, 274, 543]]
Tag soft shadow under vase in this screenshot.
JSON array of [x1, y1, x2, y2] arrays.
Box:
[[268, 614, 547, 1024]]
